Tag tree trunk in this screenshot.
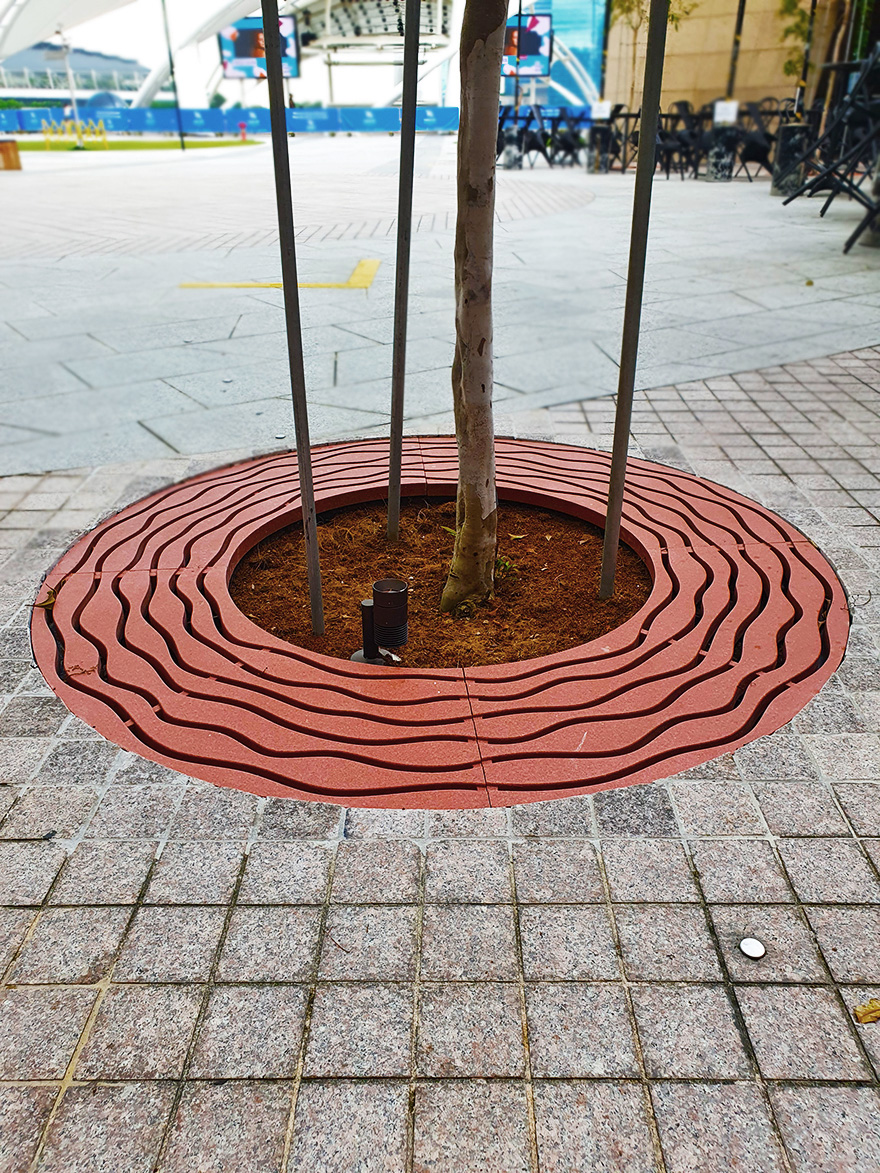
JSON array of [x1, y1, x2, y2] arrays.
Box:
[[440, 0, 507, 614]]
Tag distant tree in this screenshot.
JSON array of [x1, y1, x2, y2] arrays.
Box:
[[439, 0, 508, 613], [612, 0, 698, 108], [779, 0, 811, 77]]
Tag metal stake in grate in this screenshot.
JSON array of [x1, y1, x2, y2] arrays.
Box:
[[387, 0, 421, 542], [599, 0, 669, 600], [261, 0, 325, 635]]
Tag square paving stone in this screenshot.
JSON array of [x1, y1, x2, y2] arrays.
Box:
[[519, 905, 619, 980], [111, 755, 186, 787], [50, 840, 155, 905], [0, 696, 69, 737], [670, 781, 764, 836], [424, 841, 511, 903], [38, 1082, 176, 1173], [305, 982, 412, 1077], [651, 1082, 787, 1173], [0, 737, 52, 783], [534, 1081, 656, 1173], [146, 841, 243, 904], [160, 1081, 291, 1173], [420, 904, 519, 980], [35, 741, 120, 786], [114, 906, 225, 982], [287, 1080, 409, 1173], [0, 906, 34, 971], [168, 784, 261, 839], [0, 1085, 58, 1172], [259, 797, 342, 840], [736, 984, 870, 1079], [425, 808, 509, 837], [615, 905, 722, 981], [777, 838, 880, 903], [85, 785, 181, 839], [76, 985, 202, 1079], [510, 795, 595, 837], [513, 841, 604, 902], [690, 839, 792, 902], [11, 905, 130, 983], [0, 786, 99, 840], [632, 984, 750, 1078], [0, 986, 96, 1078], [602, 840, 699, 902], [770, 1085, 880, 1173], [806, 906, 880, 982], [793, 687, 867, 734], [318, 905, 417, 980], [412, 1080, 532, 1173], [239, 842, 332, 905], [733, 730, 818, 779], [595, 786, 677, 836], [417, 982, 524, 1076], [752, 781, 849, 836], [711, 904, 828, 981], [218, 906, 322, 982], [833, 783, 880, 835], [342, 807, 425, 839], [806, 732, 880, 779], [331, 840, 421, 903], [526, 983, 638, 1078], [190, 984, 308, 1077], [0, 840, 65, 904]]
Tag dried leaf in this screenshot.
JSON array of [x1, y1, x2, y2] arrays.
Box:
[[854, 998, 880, 1024], [440, 526, 457, 535], [509, 534, 526, 539]]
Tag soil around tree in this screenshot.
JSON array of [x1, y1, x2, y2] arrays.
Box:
[[229, 498, 653, 669]]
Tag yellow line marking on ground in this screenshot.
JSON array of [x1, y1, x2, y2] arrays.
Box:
[[180, 259, 381, 291]]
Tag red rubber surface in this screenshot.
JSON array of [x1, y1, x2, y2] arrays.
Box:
[[31, 438, 849, 809]]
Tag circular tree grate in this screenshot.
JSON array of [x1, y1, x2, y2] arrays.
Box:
[[31, 437, 849, 809]]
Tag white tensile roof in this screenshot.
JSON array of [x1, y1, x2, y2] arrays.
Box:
[[0, 0, 135, 61]]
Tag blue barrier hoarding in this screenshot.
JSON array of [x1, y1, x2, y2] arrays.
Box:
[[286, 107, 340, 132], [339, 107, 400, 133], [416, 107, 459, 131], [10, 105, 462, 135]]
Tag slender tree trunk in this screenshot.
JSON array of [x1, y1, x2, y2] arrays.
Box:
[[440, 0, 507, 613]]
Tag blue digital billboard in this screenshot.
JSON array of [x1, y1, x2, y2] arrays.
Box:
[[218, 16, 299, 80]]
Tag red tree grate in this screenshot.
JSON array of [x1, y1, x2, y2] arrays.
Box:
[[31, 438, 849, 809]]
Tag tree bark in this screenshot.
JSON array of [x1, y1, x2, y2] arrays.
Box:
[[440, 0, 508, 613]]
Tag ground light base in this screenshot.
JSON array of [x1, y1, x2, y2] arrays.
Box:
[[30, 437, 849, 810]]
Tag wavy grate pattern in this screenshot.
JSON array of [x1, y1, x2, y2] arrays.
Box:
[[30, 438, 849, 809]]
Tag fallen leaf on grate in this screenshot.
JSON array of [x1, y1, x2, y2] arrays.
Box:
[[853, 998, 880, 1024]]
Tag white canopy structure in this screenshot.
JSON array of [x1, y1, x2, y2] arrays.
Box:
[[0, 0, 134, 60]]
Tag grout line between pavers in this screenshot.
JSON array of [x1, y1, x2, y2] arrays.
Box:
[[508, 838, 542, 1173], [24, 844, 163, 1173], [404, 835, 427, 1173]]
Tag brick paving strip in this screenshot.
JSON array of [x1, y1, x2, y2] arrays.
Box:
[[0, 350, 878, 1170]]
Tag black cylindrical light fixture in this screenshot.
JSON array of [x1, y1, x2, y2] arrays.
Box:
[[372, 579, 408, 648]]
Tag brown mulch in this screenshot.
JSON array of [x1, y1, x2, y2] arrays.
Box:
[[229, 498, 652, 669]]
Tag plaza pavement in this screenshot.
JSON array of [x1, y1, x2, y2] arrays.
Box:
[[0, 139, 879, 1170]]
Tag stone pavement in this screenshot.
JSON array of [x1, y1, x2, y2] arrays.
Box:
[[0, 344, 879, 1169], [3, 137, 880, 475]]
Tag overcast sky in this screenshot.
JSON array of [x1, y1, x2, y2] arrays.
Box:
[[70, 0, 249, 69]]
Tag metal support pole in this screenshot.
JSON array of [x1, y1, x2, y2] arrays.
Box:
[[794, 0, 819, 117], [387, 0, 421, 541], [513, 0, 528, 113], [600, 0, 614, 99], [726, 0, 747, 99], [599, 0, 668, 599], [261, 0, 325, 635], [159, 0, 186, 151], [59, 33, 85, 148]]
